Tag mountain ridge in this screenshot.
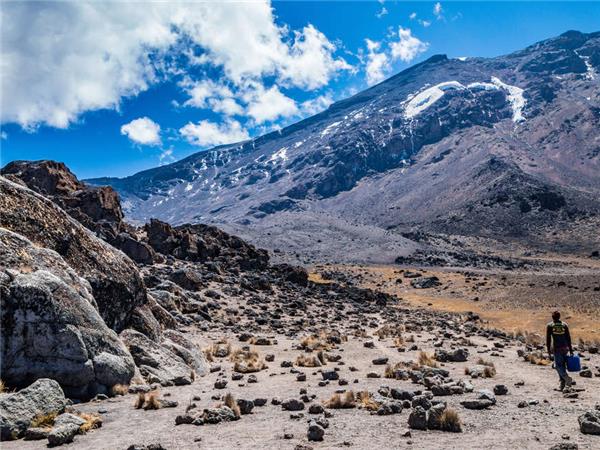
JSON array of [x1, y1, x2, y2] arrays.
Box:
[[82, 30, 600, 262]]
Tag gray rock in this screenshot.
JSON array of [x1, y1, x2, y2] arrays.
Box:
[[54, 413, 85, 428], [162, 330, 209, 377], [307, 420, 325, 441], [23, 427, 50, 441], [435, 348, 469, 362], [0, 378, 68, 440], [578, 408, 600, 435], [120, 329, 192, 386], [427, 403, 446, 430], [493, 384, 509, 395], [237, 399, 254, 415], [0, 230, 136, 399], [408, 406, 428, 430], [460, 399, 494, 410], [202, 406, 239, 424], [47, 423, 80, 446], [321, 370, 339, 381], [282, 399, 305, 411]]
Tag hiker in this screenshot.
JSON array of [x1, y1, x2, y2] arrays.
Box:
[[546, 311, 574, 390]]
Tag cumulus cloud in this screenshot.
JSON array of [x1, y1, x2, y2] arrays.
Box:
[[1, 1, 351, 130], [179, 119, 249, 147], [243, 84, 299, 124], [120, 117, 161, 145], [433, 2, 444, 19], [390, 27, 429, 63], [364, 39, 390, 85], [300, 94, 334, 116]]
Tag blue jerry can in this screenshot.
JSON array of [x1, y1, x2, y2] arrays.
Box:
[[566, 354, 581, 372]]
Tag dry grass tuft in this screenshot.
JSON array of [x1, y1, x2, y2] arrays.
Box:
[[356, 391, 381, 411], [206, 340, 232, 358], [323, 391, 356, 409], [0, 380, 5, 393], [223, 393, 241, 419], [77, 413, 102, 433], [143, 391, 161, 410], [393, 336, 405, 348], [525, 352, 551, 366], [202, 347, 215, 362], [296, 354, 322, 367], [29, 412, 57, 428], [418, 351, 438, 368], [230, 348, 267, 373], [439, 408, 462, 432], [483, 366, 497, 378], [134, 392, 146, 409], [110, 384, 128, 396], [476, 358, 495, 368], [375, 324, 404, 340]]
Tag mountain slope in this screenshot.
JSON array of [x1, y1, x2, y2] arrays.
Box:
[[88, 31, 600, 262]]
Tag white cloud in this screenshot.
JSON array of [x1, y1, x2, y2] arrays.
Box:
[[158, 148, 175, 165], [1, 1, 351, 130], [390, 27, 429, 63], [409, 12, 417, 20], [419, 20, 431, 28], [300, 94, 334, 116], [364, 39, 390, 85], [376, 7, 388, 18], [0, 131, 7, 140], [433, 2, 444, 19], [179, 119, 249, 147], [180, 79, 244, 116], [120, 117, 161, 146], [243, 84, 299, 124]]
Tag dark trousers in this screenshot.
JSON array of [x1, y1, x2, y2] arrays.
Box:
[[554, 352, 568, 381]]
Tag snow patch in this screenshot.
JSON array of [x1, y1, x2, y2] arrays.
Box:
[[576, 51, 597, 80], [491, 77, 526, 122], [320, 121, 342, 137], [268, 146, 288, 163], [404, 81, 465, 119]]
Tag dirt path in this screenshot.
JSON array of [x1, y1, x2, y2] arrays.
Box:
[[4, 319, 599, 450]]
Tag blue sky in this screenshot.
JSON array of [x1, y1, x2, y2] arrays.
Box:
[[1, 1, 599, 179]]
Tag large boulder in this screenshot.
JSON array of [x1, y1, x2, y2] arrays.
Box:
[[162, 330, 209, 377], [120, 329, 193, 386], [0, 176, 147, 331], [0, 229, 136, 398], [0, 378, 68, 441], [579, 406, 600, 435]]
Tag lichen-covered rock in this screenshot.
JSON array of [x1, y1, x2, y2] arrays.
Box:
[[0, 229, 136, 398], [162, 330, 209, 377], [0, 379, 68, 441], [0, 176, 147, 331], [120, 329, 192, 386]]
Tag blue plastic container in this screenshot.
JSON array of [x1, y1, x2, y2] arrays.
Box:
[[566, 354, 581, 372]]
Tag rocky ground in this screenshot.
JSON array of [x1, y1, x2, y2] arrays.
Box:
[[1, 161, 599, 449]]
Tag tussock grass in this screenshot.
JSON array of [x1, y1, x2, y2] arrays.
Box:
[[483, 366, 497, 378], [202, 347, 215, 362], [134, 391, 161, 410], [206, 340, 232, 358], [223, 393, 241, 419], [476, 358, 495, 368], [384, 361, 412, 379], [375, 324, 404, 340], [418, 351, 438, 368], [230, 348, 267, 373], [143, 391, 161, 410], [0, 380, 5, 393], [439, 408, 462, 432], [356, 391, 381, 411], [296, 354, 322, 367], [323, 391, 356, 409], [525, 352, 551, 366], [77, 413, 102, 433], [110, 384, 128, 396], [29, 412, 57, 428]]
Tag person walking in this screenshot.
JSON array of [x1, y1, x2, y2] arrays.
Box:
[[546, 311, 574, 390]]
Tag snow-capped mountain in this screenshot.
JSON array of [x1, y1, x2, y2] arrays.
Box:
[[89, 31, 600, 262]]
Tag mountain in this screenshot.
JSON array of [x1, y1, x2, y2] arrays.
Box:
[[88, 31, 600, 263]]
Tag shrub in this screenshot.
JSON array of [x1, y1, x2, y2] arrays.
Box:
[[223, 393, 241, 419], [418, 351, 438, 368], [439, 408, 462, 432], [110, 384, 128, 396], [29, 412, 57, 429], [356, 391, 380, 411], [143, 391, 161, 410], [324, 391, 355, 409], [78, 413, 102, 433]]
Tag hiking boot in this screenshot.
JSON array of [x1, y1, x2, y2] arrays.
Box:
[[565, 376, 573, 388], [559, 379, 566, 391]]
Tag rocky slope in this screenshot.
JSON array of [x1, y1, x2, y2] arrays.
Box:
[[87, 30, 600, 262]]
